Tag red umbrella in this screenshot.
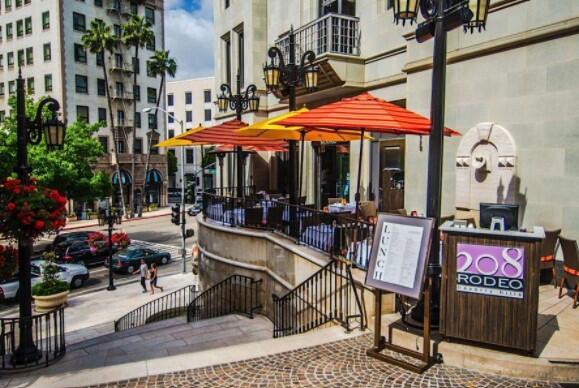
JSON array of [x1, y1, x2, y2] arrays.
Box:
[[278, 92, 460, 217]]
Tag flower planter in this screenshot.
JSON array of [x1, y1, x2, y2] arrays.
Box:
[[33, 291, 69, 313]]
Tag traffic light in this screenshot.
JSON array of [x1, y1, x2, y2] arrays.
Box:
[[171, 204, 180, 225]]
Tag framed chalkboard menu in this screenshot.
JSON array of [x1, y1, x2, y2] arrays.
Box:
[[365, 214, 434, 300]]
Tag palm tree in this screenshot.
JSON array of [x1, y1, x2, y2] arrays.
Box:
[[142, 50, 177, 211], [82, 19, 127, 215], [122, 15, 154, 217]]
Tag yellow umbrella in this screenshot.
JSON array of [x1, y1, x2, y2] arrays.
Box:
[[237, 108, 372, 142], [155, 124, 204, 148]]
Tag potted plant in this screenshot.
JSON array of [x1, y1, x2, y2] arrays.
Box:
[[32, 251, 70, 312]]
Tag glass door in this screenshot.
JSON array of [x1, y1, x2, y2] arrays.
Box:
[[379, 139, 405, 211]]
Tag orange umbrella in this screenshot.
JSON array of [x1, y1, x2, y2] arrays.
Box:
[[278, 92, 460, 217]]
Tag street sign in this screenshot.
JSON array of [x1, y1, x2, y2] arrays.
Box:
[[168, 188, 182, 204]]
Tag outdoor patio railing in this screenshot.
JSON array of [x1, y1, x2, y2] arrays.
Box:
[[203, 185, 256, 198], [0, 307, 66, 372], [202, 192, 374, 270], [275, 13, 361, 58], [114, 285, 198, 332]]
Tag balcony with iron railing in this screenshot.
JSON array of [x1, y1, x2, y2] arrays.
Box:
[[106, 0, 132, 17], [109, 59, 134, 74], [111, 91, 134, 101]]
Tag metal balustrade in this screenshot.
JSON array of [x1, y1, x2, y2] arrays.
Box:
[[275, 13, 361, 59], [202, 192, 374, 270], [272, 259, 366, 338], [114, 285, 198, 332], [187, 275, 262, 323], [0, 307, 66, 372]]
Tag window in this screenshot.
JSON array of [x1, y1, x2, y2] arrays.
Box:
[[113, 24, 121, 38], [147, 87, 156, 103], [75, 75, 88, 94], [225, 0, 230, 8], [237, 29, 244, 86], [150, 138, 158, 154], [25, 47, 33, 65], [185, 92, 192, 105], [17, 50, 24, 66], [0, 27, 2, 43], [15, 0, 20, 6], [134, 138, 143, 154], [117, 139, 126, 153], [98, 107, 106, 123], [204, 109, 212, 122], [0, 111, 5, 123], [132, 57, 139, 74], [27, 77, 34, 94], [0, 83, 4, 96], [146, 61, 154, 77], [44, 74, 52, 92], [94, 0, 103, 7], [148, 113, 156, 129], [16, 20, 23, 37], [97, 78, 106, 96], [167, 94, 174, 106], [114, 53, 122, 68], [134, 112, 141, 128], [117, 110, 125, 126], [168, 129, 175, 138], [0, 55, 3, 70], [25, 17, 32, 34], [96, 52, 104, 66], [115, 81, 124, 96], [223, 35, 232, 86], [146, 35, 155, 51], [130, 1, 138, 14], [186, 149, 194, 164], [145, 7, 155, 24], [204, 90, 211, 103], [133, 85, 140, 101], [7, 52, 14, 67], [320, 0, 355, 16], [168, 115, 174, 124], [5, 0, 12, 10], [6, 23, 12, 40], [76, 105, 89, 122], [98, 136, 108, 153], [42, 11, 50, 29], [43, 43, 51, 61], [74, 44, 87, 63], [186, 111, 192, 122], [73, 12, 86, 32], [8, 81, 15, 94]]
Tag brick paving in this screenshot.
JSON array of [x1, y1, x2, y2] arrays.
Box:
[[85, 334, 560, 388]]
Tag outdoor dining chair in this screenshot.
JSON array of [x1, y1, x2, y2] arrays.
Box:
[[244, 207, 264, 228], [540, 229, 561, 287], [558, 236, 579, 308]]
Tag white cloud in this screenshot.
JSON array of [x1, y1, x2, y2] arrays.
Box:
[[164, 0, 214, 80]]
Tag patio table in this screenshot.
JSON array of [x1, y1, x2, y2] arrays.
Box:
[[329, 203, 356, 214], [299, 223, 335, 252], [346, 239, 372, 269], [222, 208, 245, 225], [206, 204, 224, 220]]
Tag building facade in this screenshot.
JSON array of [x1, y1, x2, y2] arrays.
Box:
[[165, 76, 215, 191], [213, 0, 579, 240], [0, 0, 168, 209]]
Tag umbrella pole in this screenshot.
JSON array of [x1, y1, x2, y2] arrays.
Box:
[[298, 131, 305, 203], [355, 129, 365, 220]]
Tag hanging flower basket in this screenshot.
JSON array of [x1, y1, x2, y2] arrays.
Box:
[[87, 231, 106, 253], [111, 232, 130, 250], [0, 178, 67, 241], [0, 245, 18, 282]]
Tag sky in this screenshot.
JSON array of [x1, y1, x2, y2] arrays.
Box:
[[165, 0, 214, 81]]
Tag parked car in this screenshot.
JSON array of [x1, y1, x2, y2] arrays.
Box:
[[30, 260, 90, 289], [187, 205, 202, 216], [47, 231, 96, 254], [0, 273, 42, 301], [108, 247, 171, 274], [57, 240, 114, 267]]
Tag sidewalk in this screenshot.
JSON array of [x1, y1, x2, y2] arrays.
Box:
[[63, 208, 172, 231]]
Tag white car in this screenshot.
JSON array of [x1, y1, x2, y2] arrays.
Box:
[[0, 273, 42, 301], [30, 260, 89, 289]]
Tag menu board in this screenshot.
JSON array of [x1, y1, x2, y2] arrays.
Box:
[[365, 214, 434, 299]]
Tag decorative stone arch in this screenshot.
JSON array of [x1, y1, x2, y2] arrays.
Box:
[[455, 122, 518, 210]]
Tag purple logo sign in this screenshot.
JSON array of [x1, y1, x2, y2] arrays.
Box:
[[456, 244, 525, 299]]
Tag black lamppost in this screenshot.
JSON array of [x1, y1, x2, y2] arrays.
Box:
[[215, 73, 260, 198], [13, 70, 66, 364], [391, 0, 490, 325], [263, 27, 320, 236], [105, 209, 121, 291]]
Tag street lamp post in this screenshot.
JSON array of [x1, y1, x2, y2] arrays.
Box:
[[391, 0, 490, 325], [13, 70, 66, 364], [143, 107, 187, 274], [263, 26, 320, 236], [215, 73, 260, 199], [105, 209, 121, 291]]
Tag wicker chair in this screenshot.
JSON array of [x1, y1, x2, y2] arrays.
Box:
[[540, 229, 561, 287], [359, 202, 377, 221], [559, 236, 579, 308]]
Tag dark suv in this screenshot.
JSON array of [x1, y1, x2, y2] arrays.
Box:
[[50, 231, 95, 252], [57, 240, 114, 267]]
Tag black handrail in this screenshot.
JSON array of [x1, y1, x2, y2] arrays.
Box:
[[114, 285, 198, 332], [187, 275, 262, 323], [202, 192, 375, 270], [272, 259, 366, 338], [0, 307, 66, 373]]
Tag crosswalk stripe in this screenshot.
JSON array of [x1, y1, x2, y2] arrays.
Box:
[[129, 240, 191, 260]]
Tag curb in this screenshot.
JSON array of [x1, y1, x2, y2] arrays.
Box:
[[63, 212, 171, 231]]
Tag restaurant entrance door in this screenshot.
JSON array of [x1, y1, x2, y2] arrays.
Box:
[[319, 143, 350, 206], [379, 139, 405, 211]]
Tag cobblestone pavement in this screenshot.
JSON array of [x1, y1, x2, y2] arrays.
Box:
[[85, 335, 560, 388]]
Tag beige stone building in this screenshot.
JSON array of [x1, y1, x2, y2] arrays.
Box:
[[0, 0, 168, 209], [213, 0, 579, 240]]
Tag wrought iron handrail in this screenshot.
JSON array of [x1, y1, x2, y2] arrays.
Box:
[[187, 275, 262, 323], [272, 259, 366, 338], [0, 307, 66, 372], [275, 13, 361, 59], [114, 285, 198, 332], [204, 185, 256, 197], [202, 192, 374, 270]]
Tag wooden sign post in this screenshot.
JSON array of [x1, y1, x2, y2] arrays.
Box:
[[365, 214, 435, 373]]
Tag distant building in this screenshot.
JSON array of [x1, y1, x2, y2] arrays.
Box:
[[0, 0, 168, 208]]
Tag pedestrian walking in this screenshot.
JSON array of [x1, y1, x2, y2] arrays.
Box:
[[149, 263, 164, 295], [133, 259, 148, 293]]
